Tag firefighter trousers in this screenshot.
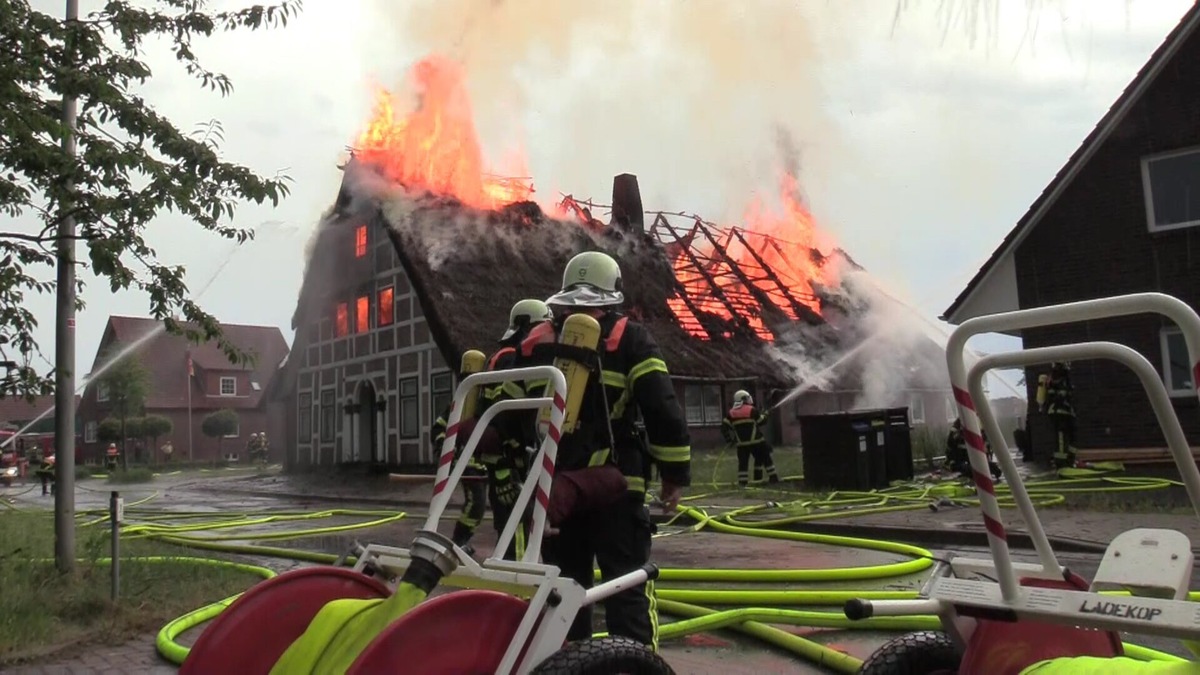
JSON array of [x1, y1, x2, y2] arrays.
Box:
[[737, 442, 779, 485], [452, 466, 487, 547], [487, 466, 528, 560], [543, 491, 657, 649], [1051, 415, 1077, 468]]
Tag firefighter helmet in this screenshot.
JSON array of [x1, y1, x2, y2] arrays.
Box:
[[546, 251, 624, 308], [500, 299, 554, 341], [733, 390, 752, 406]]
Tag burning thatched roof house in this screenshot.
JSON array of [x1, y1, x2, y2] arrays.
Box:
[[268, 54, 952, 469], [273, 156, 953, 469]]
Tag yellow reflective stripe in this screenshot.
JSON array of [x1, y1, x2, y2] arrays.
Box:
[[515, 525, 526, 560], [626, 476, 646, 493], [588, 448, 610, 467], [628, 358, 668, 388], [611, 389, 631, 419], [435, 416, 447, 426], [648, 444, 690, 463], [495, 468, 510, 480], [652, 576, 662, 648], [601, 370, 627, 388]]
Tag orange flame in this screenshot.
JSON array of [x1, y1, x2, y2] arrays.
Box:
[[666, 172, 837, 341], [353, 56, 533, 210]]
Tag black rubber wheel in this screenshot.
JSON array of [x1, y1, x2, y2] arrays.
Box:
[[531, 636, 675, 675], [859, 631, 960, 675]]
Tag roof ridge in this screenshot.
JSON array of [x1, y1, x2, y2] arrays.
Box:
[[942, 3, 1200, 323]]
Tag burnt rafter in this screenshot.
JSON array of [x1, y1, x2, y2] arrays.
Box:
[[649, 214, 711, 337], [729, 226, 816, 319], [663, 218, 756, 338], [693, 219, 782, 337]]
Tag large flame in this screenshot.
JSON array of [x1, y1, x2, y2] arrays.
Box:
[[353, 56, 533, 210], [666, 172, 837, 341]]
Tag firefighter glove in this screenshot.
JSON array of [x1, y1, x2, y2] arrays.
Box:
[[494, 473, 522, 508]]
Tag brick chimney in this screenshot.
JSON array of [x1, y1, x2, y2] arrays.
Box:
[[610, 173, 644, 233]]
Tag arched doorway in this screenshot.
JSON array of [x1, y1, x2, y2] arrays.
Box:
[[357, 381, 380, 463]]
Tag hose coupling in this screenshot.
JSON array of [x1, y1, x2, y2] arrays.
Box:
[[400, 529, 460, 594]]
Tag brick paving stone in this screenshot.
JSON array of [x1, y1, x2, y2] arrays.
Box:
[[3, 635, 176, 675]]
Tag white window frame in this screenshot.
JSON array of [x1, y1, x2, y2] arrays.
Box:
[[1160, 327, 1194, 397], [96, 382, 110, 402], [84, 421, 98, 443], [909, 394, 926, 425], [682, 383, 723, 427], [224, 421, 240, 439], [1141, 146, 1200, 233], [219, 377, 237, 397]]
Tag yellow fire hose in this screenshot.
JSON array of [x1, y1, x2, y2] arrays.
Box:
[[5, 465, 1195, 673]]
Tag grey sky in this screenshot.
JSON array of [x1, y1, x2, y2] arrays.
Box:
[[12, 0, 1196, 394]]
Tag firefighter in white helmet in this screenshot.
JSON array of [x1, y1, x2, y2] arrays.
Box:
[[453, 299, 556, 560], [721, 389, 779, 487], [482, 250, 692, 651]]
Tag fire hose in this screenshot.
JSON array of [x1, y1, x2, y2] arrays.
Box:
[[4, 467, 1194, 673]]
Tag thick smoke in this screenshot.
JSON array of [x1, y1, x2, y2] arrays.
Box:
[[360, 0, 851, 218]]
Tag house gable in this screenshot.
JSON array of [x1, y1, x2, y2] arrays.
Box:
[[942, 4, 1200, 325]]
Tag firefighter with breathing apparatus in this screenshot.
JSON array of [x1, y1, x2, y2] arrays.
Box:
[[721, 389, 779, 487], [473, 299, 555, 560], [1038, 361, 1078, 469], [476, 251, 692, 651], [431, 350, 489, 557]]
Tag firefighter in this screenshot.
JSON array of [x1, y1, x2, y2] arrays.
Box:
[[945, 418, 1003, 480], [105, 442, 119, 471], [1040, 361, 1077, 469], [944, 418, 970, 475], [431, 393, 488, 557], [472, 298, 556, 560], [488, 251, 691, 651], [36, 452, 55, 495], [721, 390, 779, 487]]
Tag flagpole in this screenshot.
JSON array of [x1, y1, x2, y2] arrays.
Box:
[[187, 353, 193, 462]]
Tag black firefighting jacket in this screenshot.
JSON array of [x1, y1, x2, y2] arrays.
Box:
[[1044, 374, 1075, 418], [431, 402, 485, 471], [721, 404, 769, 447], [493, 311, 692, 492]]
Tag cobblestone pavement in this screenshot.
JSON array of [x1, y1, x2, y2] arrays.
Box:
[[2, 635, 175, 675]]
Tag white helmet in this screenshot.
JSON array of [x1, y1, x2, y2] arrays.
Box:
[[546, 251, 624, 308], [500, 299, 554, 341], [733, 390, 752, 407]]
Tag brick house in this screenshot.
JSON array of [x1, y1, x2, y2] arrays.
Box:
[[78, 316, 290, 464], [941, 4, 1200, 462], [274, 162, 952, 470], [0, 394, 81, 460]]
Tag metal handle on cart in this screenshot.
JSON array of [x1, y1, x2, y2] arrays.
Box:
[[845, 598, 946, 620], [946, 292, 1200, 603], [582, 564, 659, 606], [425, 365, 568, 565]]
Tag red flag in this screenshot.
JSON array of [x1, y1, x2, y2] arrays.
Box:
[[187, 354, 194, 377]]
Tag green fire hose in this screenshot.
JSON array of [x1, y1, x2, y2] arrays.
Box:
[[6, 464, 1195, 673]]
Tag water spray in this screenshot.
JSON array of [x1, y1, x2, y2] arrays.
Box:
[[1, 221, 286, 449]]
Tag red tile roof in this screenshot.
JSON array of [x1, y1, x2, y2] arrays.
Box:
[[0, 395, 80, 426], [88, 316, 289, 410]]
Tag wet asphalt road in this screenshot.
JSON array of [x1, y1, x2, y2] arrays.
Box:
[[2, 472, 1192, 674]]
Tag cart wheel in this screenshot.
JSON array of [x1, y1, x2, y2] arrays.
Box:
[[859, 631, 960, 675], [531, 636, 674, 675]]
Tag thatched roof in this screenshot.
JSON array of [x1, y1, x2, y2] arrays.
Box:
[[288, 160, 936, 393]]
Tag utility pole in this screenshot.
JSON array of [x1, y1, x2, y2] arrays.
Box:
[[54, 0, 80, 573]]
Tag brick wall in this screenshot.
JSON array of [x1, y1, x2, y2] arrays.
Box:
[[1013, 27, 1200, 454]]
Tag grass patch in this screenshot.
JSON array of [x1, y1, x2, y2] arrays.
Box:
[[0, 511, 261, 665], [687, 446, 805, 491], [105, 467, 155, 484]]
